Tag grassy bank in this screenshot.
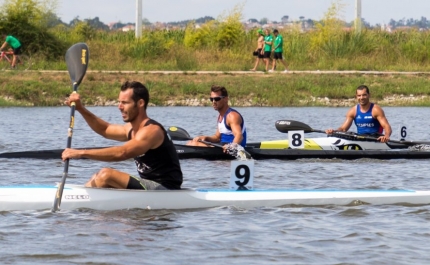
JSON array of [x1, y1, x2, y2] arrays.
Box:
[[1, 71, 430, 107]]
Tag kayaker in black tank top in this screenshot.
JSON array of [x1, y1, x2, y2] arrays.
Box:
[[128, 119, 182, 189], [62, 81, 183, 190]]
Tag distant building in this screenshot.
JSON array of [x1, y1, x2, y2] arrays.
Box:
[[107, 22, 120, 30], [122, 25, 135, 32]]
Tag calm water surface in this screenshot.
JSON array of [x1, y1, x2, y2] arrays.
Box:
[[1, 106, 430, 264]]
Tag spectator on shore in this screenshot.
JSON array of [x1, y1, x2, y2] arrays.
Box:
[[250, 29, 265, 71], [269, 29, 288, 73], [0, 33, 22, 69], [262, 28, 273, 72]]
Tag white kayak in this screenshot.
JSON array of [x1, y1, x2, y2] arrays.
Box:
[[1, 184, 430, 211]]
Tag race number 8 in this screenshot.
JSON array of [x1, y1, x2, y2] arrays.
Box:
[[288, 130, 305, 149]]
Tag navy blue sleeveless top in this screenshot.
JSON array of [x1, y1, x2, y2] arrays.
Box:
[[354, 103, 383, 134]]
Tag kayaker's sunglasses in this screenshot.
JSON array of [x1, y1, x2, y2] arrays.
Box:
[[210, 96, 226, 102]]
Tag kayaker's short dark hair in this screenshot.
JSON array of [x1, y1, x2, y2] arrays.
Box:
[[356, 85, 370, 94], [211, 85, 228, 97], [121, 81, 149, 109]]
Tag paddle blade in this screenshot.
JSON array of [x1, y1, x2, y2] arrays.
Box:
[[65, 43, 89, 86], [275, 120, 313, 133], [167, 126, 192, 141]]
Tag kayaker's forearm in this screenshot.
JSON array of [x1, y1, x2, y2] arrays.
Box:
[[204, 135, 220, 143], [80, 146, 131, 162], [77, 107, 110, 136]]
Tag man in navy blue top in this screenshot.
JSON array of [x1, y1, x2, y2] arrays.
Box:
[[325, 85, 392, 143]]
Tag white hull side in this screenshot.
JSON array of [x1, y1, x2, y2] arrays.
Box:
[[1, 184, 430, 211]]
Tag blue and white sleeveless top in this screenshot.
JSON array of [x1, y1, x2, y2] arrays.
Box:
[[354, 103, 383, 135], [218, 108, 247, 147]]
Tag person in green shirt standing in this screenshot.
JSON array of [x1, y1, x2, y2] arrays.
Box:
[[1, 33, 22, 69], [269, 29, 289, 73], [262, 28, 273, 72]]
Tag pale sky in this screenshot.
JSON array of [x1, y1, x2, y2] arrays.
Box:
[[2, 0, 430, 25], [56, 0, 429, 25]]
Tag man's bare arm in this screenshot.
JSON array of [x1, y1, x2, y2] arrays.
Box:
[[227, 112, 244, 144], [67, 93, 129, 141], [326, 107, 355, 134], [62, 124, 164, 161], [374, 105, 392, 137]]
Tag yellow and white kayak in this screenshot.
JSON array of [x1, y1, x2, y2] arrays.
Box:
[[248, 136, 408, 150]]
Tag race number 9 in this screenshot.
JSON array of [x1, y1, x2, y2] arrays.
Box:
[[230, 160, 254, 190], [288, 130, 305, 149]]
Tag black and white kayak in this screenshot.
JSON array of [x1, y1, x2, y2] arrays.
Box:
[[2, 142, 430, 160], [176, 145, 430, 160], [2, 121, 430, 161]]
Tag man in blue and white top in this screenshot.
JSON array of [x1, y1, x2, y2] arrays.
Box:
[[325, 85, 392, 143], [187, 85, 247, 148]]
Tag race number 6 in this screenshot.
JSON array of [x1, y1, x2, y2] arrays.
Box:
[[288, 130, 305, 149], [399, 125, 407, 140], [230, 160, 254, 190]]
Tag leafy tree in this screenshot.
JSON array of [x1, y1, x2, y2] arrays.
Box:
[[142, 18, 151, 26], [216, 5, 244, 49], [85, 17, 109, 30], [71, 21, 96, 41], [44, 11, 65, 28], [416, 17, 428, 28], [259, 18, 268, 25], [0, 0, 66, 58], [184, 20, 216, 48]]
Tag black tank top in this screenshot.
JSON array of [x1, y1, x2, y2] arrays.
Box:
[[128, 119, 183, 190]]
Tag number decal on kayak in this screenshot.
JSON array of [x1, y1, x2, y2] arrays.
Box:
[[235, 165, 250, 188], [230, 160, 254, 190], [288, 130, 305, 149], [400, 126, 407, 139]]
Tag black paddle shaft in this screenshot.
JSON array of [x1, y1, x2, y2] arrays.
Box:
[[52, 43, 89, 212]]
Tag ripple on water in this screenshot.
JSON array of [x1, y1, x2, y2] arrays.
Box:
[[1, 107, 430, 264]]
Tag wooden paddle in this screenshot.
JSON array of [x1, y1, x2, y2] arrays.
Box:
[[275, 120, 430, 146], [167, 126, 252, 159], [52, 43, 89, 212]]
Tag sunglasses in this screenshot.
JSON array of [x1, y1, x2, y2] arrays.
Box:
[[209, 96, 226, 102]]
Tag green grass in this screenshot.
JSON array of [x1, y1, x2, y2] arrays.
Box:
[[1, 71, 430, 107]]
